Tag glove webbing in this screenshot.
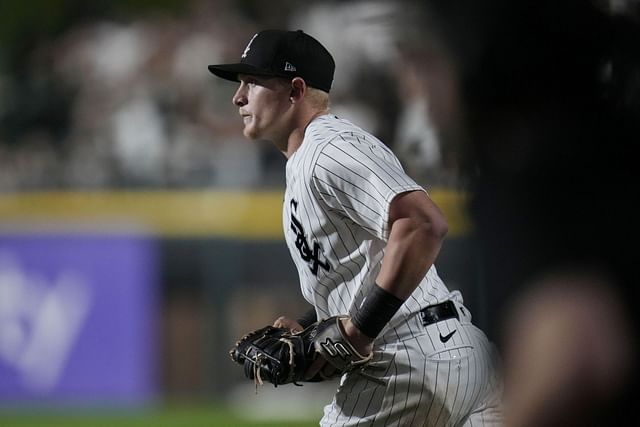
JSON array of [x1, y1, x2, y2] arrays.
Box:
[[248, 336, 299, 391]]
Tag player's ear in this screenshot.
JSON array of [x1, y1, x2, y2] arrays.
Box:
[[289, 77, 306, 103]]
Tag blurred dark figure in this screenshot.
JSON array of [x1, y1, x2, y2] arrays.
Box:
[[398, 0, 639, 426]]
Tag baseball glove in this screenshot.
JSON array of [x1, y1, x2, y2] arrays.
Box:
[[229, 324, 315, 387], [312, 315, 373, 378], [229, 316, 373, 387]]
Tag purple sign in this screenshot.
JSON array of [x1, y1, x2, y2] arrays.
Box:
[[0, 233, 158, 405]]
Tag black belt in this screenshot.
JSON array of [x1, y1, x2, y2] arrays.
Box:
[[420, 301, 459, 327]]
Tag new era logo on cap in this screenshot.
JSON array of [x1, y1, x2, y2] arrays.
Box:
[[208, 29, 335, 93]]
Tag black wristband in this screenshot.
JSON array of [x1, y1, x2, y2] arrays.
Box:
[[352, 283, 405, 339], [297, 307, 318, 328]]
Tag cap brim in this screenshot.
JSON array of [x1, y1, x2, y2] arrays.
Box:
[[208, 63, 277, 82]]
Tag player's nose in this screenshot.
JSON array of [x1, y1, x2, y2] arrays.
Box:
[[232, 83, 247, 107]]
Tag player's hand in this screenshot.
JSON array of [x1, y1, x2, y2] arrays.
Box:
[[273, 316, 304, 333]]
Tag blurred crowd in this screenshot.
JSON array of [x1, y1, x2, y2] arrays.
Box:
[[0, 0, 454, 191]]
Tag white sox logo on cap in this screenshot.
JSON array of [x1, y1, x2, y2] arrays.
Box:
[[241, 33, 258, 59]]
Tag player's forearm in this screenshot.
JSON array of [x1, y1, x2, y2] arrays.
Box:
[[376, 215, 447, 300], [346, 191, 448, 342], [345, 216, 447, 343]]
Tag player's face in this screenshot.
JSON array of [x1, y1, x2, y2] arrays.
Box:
[[232, 74, 292, 141]]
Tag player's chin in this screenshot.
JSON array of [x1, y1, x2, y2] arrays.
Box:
[[242, 125, 258, 139], [243, 128, 261, 140]]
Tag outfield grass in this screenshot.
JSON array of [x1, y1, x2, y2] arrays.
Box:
[[0, 403, 318, 427]]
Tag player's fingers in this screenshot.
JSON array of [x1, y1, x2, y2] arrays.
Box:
[[273, 316, 291, 328], [273, 316, 303, 332]]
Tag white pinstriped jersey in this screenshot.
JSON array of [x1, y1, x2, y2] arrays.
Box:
[[283, 114, 454, 336], [283, 114, 503, 426]]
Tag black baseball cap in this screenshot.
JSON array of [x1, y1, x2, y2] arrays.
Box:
[[208, 29, 335, 93]]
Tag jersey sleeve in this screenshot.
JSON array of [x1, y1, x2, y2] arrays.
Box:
[[312, 133, 424, 241]]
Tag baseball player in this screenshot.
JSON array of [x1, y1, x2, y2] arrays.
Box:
[[209, 29, 502, 426]]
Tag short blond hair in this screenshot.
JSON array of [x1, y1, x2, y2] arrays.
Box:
[[274, 77, 330, 110], [306, 86, 330, 110]]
